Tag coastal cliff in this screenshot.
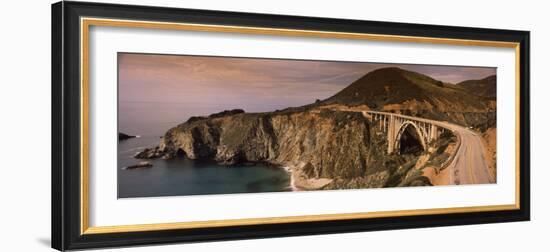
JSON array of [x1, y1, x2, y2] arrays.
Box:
[[133, 67, 490, 189], [136, 108, 405, 189]]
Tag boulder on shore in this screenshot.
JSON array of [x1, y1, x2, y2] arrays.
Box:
[[124, 161, 153, 169], [134, 146, 168, 159]]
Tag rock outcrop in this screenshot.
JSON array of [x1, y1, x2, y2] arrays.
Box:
[[119, 132, 136, 141], [137, 108, 383, 182], [124, 161, 153, 169]]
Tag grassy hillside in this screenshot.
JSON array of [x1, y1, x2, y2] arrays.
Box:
[[324, 67, 492, 112], [320, 67, 495, 129], [456, 75, 497, 99]]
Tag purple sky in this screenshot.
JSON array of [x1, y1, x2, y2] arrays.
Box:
[[118, 53, 495, 114]]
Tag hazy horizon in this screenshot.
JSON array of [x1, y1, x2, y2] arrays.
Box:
[[118, 53, 496, 136]]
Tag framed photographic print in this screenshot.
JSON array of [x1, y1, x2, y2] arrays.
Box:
[[51, 1, 530, 250]]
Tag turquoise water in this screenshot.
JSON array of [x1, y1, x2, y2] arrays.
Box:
[[117, 135, 291, 198]]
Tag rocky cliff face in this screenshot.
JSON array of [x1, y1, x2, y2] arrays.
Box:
[[137, 109, 385, 181]]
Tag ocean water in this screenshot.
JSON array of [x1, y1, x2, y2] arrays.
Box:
[[117, 102, 291, 198]]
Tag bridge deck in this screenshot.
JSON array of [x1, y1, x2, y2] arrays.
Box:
[[361, 110, 495, 185]]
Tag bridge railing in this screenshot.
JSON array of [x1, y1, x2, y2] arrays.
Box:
[[438, 132, 462, 175], [365, 110, 456, 132], [365, 110, 461, 173]]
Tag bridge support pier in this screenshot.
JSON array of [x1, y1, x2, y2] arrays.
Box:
[[429, 124, 438, 143], [387, 115, 396, 154], [365, 111, 446, 155], [383, 115, 387, 132]]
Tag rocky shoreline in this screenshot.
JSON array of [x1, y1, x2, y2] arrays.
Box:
[[134, 108, 388, 189], [133, 106, 449, 190]]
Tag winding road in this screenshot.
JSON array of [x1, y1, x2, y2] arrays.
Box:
[[439, 122, 495, 185], [334, 107, 495, 185]]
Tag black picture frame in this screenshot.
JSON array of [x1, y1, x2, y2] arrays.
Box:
[[52, 1, 530, 251]]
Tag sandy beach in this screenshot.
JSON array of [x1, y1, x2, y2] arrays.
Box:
[[285, 165, 333, 191]]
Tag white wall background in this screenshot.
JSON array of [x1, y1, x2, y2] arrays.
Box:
[[0, 0, 546, 251]]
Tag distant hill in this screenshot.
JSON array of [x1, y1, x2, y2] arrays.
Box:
[[456, 75, 496, 99], [323, 67, 493, 113]]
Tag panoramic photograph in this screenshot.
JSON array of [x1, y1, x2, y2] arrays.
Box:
[[117, 53, 497, 198]]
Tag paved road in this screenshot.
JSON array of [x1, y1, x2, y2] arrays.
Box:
[[337, 108, 495, 185], [438, 122, 495, 185]]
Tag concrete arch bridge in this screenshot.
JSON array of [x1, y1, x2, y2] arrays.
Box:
[[357, 110, 495, 185], [363, 111, 448, 154]]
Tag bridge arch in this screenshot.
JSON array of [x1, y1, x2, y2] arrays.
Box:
[[393, 121, 428, 154]]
